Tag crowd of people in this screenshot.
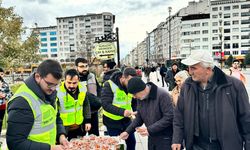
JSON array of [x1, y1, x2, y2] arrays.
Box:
[[0, 50, 249, 150]]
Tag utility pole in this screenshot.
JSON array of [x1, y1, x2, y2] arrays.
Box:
[[219, 27, 223, 69], [168, 7, 172, 62]]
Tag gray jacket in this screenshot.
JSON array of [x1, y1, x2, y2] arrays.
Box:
[[173, 66, 250, 150], [125, 82, 173, 138]]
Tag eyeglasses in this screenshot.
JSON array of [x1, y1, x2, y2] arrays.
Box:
[[42, 78, 60, 89], [77, 65, 88, 68]]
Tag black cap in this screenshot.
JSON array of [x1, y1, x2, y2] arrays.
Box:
[[127, 77, 146, 94]]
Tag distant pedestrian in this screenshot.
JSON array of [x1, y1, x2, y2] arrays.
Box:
[[165, 63, 180, 91], [0, 68, 12, 136], [172, 50, 250, 150], [120, 77, 173, 150], [160, 64, 168, 87], [135, 66, 142, 78], [171, 70, 189, 107], [102, 61, 119, 85], [229, 59, 246, 84]]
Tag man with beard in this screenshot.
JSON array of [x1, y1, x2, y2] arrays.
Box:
[[57, 69, 91, 140], [7, 59, 69, 150], [101, 67, 137, 150], [75, 58, 100, 136]]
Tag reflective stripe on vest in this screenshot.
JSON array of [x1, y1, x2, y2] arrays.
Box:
[[8, 84, 57, 145], [103, 80, 133, 120], [57, 82, 87, 126]]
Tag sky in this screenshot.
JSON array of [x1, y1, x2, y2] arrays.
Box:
[[2, 0, 192, 59]]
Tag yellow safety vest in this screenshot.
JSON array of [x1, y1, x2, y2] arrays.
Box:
[[8, 84, 57, 145], [103, 80, 133, 120], [57, 82, 87, 126]]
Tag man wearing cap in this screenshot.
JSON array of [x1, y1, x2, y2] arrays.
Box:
[[172, 50, 250, 150], [101, 67, 137, 150], [120, 77, 173, 150]]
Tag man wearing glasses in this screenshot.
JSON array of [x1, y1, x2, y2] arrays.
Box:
[[7, 59, 69, 150], [75, 58, 101, 136]]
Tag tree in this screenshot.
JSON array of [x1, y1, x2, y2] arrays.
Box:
[[225, 54, 233, 67], [0, 6, 41, 70], [245, 53, 250, 65]]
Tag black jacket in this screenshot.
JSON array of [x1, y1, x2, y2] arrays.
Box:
[[102, 68, 120, 85], [125, 82, 173, 138], [173, 66, 250, 150], [101, 71, 137, 130], [7, 74, 66, 150], [165, 69, 180, 91]]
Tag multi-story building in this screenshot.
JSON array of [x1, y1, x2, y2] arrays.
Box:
[[36, 26, 59, 61], [56, 12, 115, 63], [210, 0, 250, 62], [127, 0, 250, 66]]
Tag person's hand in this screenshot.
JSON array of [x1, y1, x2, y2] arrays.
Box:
[[119, 132, 129, 140], [50, 145, 65, 150], [171, 144, 181, 150], [85, 123, 91, 132], [0, 92, 6, 99], [123, 110, 132, 117], [136, 127, 149, 137], [59, 134, 69, 148]]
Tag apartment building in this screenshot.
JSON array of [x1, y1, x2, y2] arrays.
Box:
[[210, 0, 250, 61], [36, 26, 59, 61], [56, 12, 115, 63]]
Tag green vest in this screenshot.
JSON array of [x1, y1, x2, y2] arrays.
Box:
[[57, 82, 87, 126], [103, 80, 133, 120], [9, 84, 57, 145]]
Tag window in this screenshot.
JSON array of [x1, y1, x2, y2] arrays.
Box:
[[224, 21, 230, 26], [50, 43, 57, 47], [233, 13, 239, 17], [50, 37, 57, 41], [233, 51, 239, 55], [232, 35, 239, 39], [41, 43, 47, 47], [192, 23, 200, 27], [233, 43, 239, 48], [51, 54, 58, 57], [41, 38, 47, 42], [202, 22, 208, 26], [241, 20, 250, 24], [224, 51, 231, 55], [202, 30, 208, 34], [51, 48, 57, 52], [212, 22, 218, 26], [224, 43, 230, 49], [224, 29, 230, 33], [232, 20, 239, 25], [224, 36, 230, 40], [212, 29, 218, 33], [202, 45, 208, 50], [241, 35, 250, 39], [233, 5, 239, 9], [50, 31, 56, 35], [212, 15, 218, 18], [241, 12, 250, 17], [212, 7, 218, 11], [224, 6, 230, 11], [241, 42, 250, 47], [194, 38, 200, 42], [224, 13, 230, 18], [40, 32, 47, 36], [193, 31, 200, 35], [241, 27, 250, 32], [40, 49, 48, 52], [241, 4, 250, 9], [232, 28, 239, 32], [212, 37, 218, 40], [202, 38, 208, 42]]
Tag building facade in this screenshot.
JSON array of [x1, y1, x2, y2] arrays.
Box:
[[36, 26, 59, 61]]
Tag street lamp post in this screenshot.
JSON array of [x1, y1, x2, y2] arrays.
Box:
[[168, 7, 172, 61], [219, 27, 223, 69]]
